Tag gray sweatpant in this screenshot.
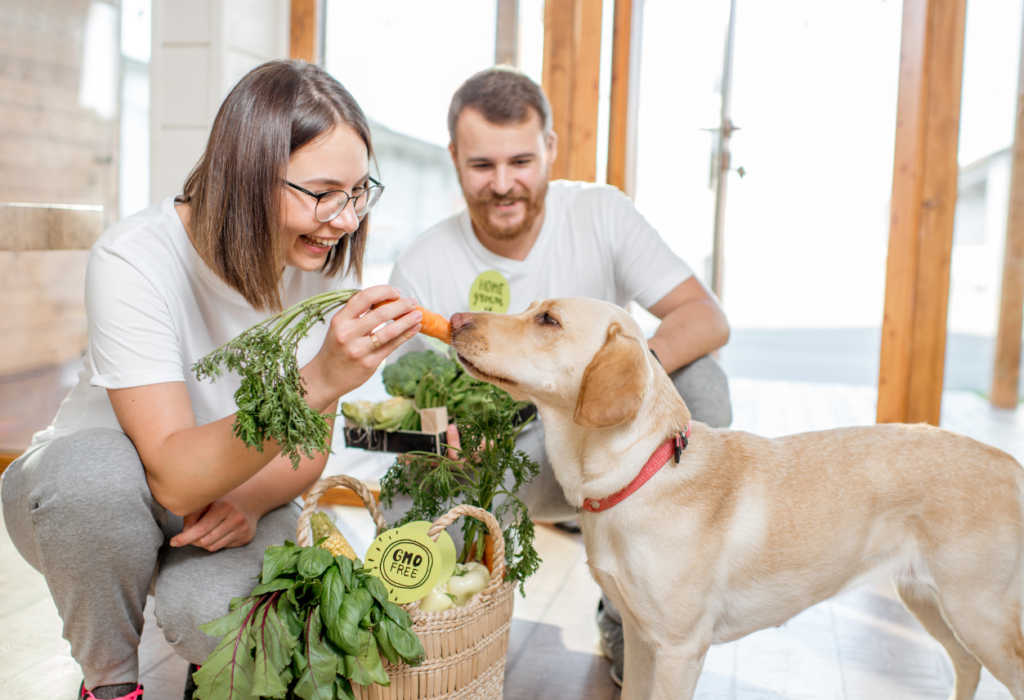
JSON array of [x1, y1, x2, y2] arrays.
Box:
[[380, 353, 733, 526], [1, 428, 300, 689]]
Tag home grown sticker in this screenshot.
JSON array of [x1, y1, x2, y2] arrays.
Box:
[[468, 270, 510, 313], [364, 522, 442, 603]]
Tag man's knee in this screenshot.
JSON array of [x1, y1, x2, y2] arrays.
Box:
[[669, 355, 732, 428]]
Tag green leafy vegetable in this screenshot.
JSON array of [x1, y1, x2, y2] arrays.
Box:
[[339, 400, 374, 428], [382, 350, 447, 397], [369, 397, 416, 432], [193, 289, 361, 469], [194, 544, 424, 700], [380, 387, 541, 594]]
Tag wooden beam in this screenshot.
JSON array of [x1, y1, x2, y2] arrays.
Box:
[[289, 0, 322, 64], [877, 0, 967, 426], [990, 11, 1024, 409], [496, 0, 520, 67], [606, 0, 643, 197], [316, 485, 380, 508], [0, 204, 104, 251], [543, 0, 604, 183], [0, 450, 20, 476]]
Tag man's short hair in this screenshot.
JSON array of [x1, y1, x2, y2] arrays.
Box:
[[447, 67, 553, 144]]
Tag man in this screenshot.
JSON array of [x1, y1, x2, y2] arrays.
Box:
[[387, 67, 732, 685]]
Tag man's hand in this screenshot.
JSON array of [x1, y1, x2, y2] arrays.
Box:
[[647, 276, 730, 374], [445, 423, 462, 460], [170, 494, 259, 552]]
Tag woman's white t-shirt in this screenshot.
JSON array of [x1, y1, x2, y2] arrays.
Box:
[[30, 196, 347, 450]]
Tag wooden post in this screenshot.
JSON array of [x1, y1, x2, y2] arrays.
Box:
[[877, 0, 968, 426], [710, 0, 738, 302], [606, 0, 643, 197], [990, 11, 1024, 409], [542, 0, 604, 183], [496, 0, 520, 67], [290, 0, 322, 64]]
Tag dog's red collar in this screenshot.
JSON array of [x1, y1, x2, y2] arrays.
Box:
[[581, 423, 691, 514]]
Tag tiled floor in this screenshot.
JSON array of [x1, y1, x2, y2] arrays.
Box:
[[2, 377, 1023, 698]]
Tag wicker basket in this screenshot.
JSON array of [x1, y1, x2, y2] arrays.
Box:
[[297, 475, 516, 700]]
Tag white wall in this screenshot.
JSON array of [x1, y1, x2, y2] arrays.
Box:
[[150, 0, 289, 202]]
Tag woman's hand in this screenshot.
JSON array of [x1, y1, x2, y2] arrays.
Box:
[[169, 493, 260, 552], [302, 285, 422, 412]]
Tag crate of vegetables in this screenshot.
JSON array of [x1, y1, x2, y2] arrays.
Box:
[[341, 350, 536, 455], [341, 400, 451, 454]]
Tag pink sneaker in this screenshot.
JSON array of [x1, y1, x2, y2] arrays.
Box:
[[79, 683, 143, 700]]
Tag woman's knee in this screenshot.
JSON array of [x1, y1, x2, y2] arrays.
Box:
[[155, 502, 302, 663]]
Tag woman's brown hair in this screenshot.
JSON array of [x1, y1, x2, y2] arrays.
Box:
[[179, 60, 371, 312]]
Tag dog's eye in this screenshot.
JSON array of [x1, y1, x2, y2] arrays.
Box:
[[537, 312, 560, 327]]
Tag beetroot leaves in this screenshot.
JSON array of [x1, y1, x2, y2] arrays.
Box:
[[193, 540, 424, 700]]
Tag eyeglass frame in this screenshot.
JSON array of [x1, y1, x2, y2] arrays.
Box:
[[284, 177, 385, 223]]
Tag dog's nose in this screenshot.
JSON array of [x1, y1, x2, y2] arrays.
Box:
[[450, 313, 475, 331]]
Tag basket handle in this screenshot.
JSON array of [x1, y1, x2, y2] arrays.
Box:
[[295, 475, 388, 546], [427, 505, 506, 592], [402, 505, 508, 620]]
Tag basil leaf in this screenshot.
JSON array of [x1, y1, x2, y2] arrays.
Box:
[[335, 589, 372, 656], [375, 619, 400, 666], [388, 621, 425, 666], [293, 579, 323, 608], [262, 543, 299, 584], [319, 566, 346, 651], [297, 546, 334, 579], [198, 597, 258, 639], [294, 607, 337, 700], [359, 607, 375, 629], [252, 601, 295, 699], [251, 577, 296, 597], [335, 555, 355, 591], [382, 601, 413, 630], [319, 566, 345, 622], [364, 576, 390, 607], [344, 628, 390, 687]]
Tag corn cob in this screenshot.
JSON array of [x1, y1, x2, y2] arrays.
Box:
[[310, 512, 357, 560]]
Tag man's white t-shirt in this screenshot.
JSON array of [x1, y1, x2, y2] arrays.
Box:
[[30, 196, 346, 450], [388, 180, 693, 356]]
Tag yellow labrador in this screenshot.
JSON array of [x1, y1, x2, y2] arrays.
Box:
[[450, 297, 1024, 700]]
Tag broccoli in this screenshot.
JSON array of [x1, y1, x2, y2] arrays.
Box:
[[382, 350, 449, 397]]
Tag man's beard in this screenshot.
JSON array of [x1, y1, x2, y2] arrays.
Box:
[[463, 178, 549, 243]]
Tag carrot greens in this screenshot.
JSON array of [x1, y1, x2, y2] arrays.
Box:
[[192, 289, 360, 469]]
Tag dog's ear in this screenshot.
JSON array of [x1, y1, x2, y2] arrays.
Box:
[[574, 323, 648, 429]]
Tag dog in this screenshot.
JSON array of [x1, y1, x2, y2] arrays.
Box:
[[450, 297, 1024, 700]]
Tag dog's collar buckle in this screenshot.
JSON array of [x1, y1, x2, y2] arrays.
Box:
[[581, 422, 691, 513]]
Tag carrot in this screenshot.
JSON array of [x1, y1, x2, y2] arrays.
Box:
[[373, 300, 452, 345]]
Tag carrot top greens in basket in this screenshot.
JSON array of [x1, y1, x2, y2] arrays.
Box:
[[379, 387, 542, 593]]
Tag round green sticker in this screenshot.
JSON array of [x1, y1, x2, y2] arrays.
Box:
[[363, 523, 442, 604], [468, 270, 510, 313], [407, 520, 457, 587]]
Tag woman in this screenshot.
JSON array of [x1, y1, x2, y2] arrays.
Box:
[[1, 60, 422, 699]]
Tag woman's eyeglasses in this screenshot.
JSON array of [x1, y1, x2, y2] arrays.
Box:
[[285, 177, 385, 222]]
